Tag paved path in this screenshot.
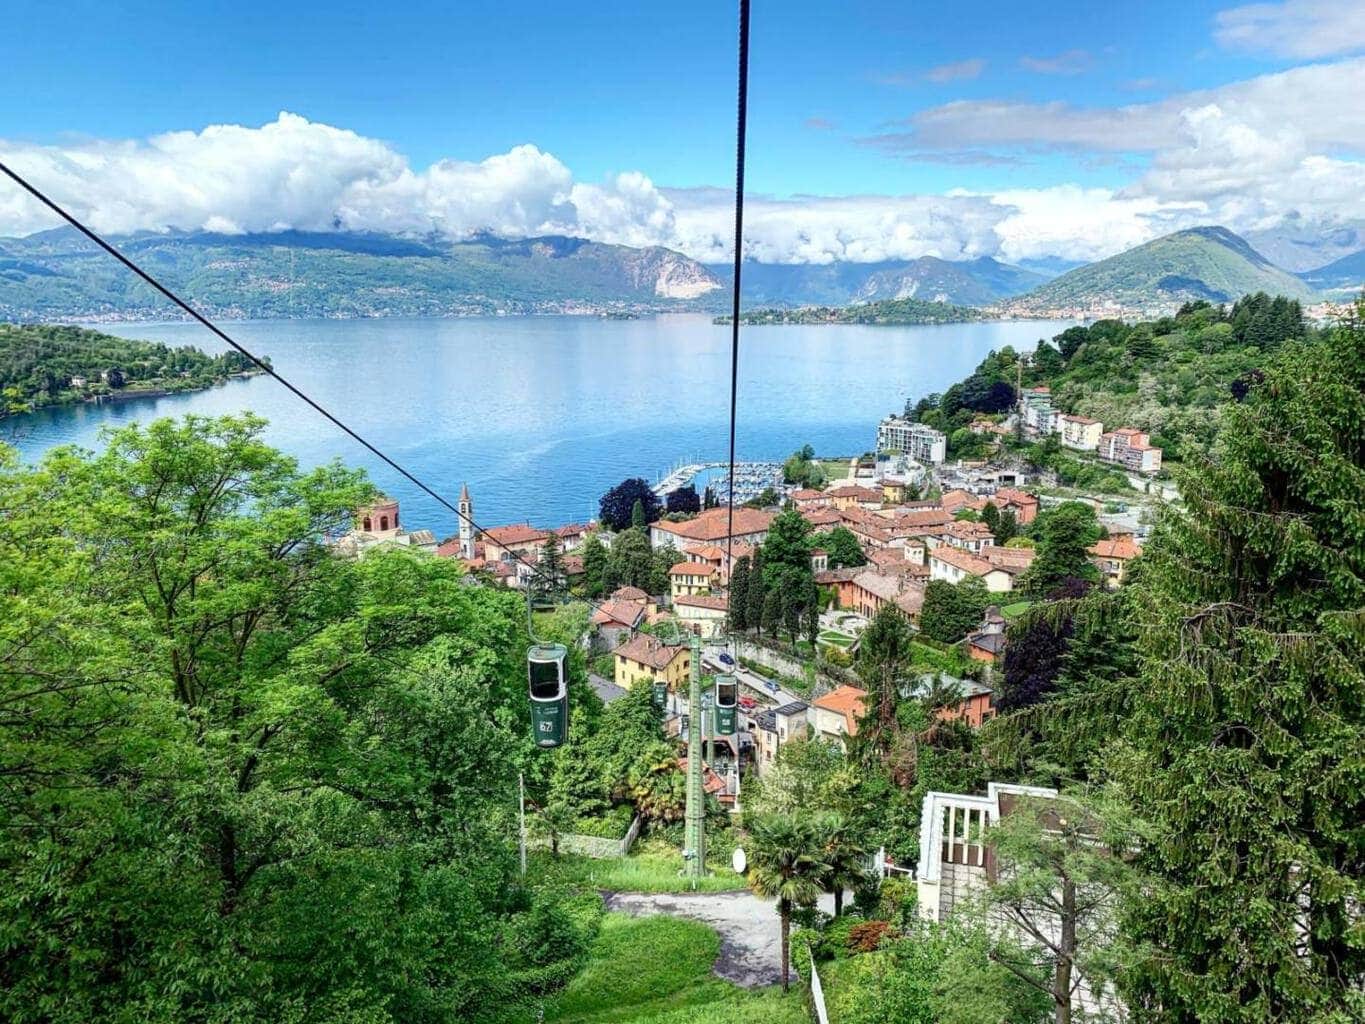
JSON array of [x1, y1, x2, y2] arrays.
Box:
[[604, 889, 836, 988]]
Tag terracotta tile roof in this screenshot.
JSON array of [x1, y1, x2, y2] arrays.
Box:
[[669, 561, 718, 577], [674, 594, 729, 611], [791, 488, 824, 500], [554, 522, 591, 537], [613, 634, 688, 671], [562, 555, 585, 574], [812, 685, 868, 735], [815, 567, 861, 584], [677, 758, 729, 797], [992, 488, 1038, 507], [852, 571, 906, 601], [825, 485, 882, 500], [651, 507, 774, 543], [684, 543, 728, 561], [930, 546, 994, 576], [592, 599, 646, 628], [894, 586, 926, 616], [986, 546, 1036, 571], [1089, 536, 1143, 560], [890, 508, 955, 530], [947, 520, 995, 539], [436, 538, 466, 558], [611, 586, 650, 602], [940, 489, 986, 512], [801, 508, 843, 528], [482, 523, 549, 546], [1062, 414, 1101, 425]]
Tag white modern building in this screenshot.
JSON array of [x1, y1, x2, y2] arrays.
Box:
[[877, 416, 947, 465]]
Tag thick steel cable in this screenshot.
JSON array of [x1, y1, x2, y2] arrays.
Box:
[[724, 0, 750, 595]]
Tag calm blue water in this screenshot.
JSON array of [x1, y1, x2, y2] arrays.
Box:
[[6, 315, 1075, 535]]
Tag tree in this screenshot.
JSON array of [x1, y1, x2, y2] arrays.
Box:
[[702, 485, 719, 510], [727, 555, 751, 632], [1022, 503, 1100, 595], [631, 498, 647, 530], [762, 587, 783, 638], [608, 527, 656, 592], [995, 506, 1019, 545], [745, 813, 827, 991], [665, 484, 700, 515], [815, 813, 867, 917], [0, 415, 559, 1022], [919, 578, 991, 644], [857, 603, 914, 737], [532, 798, 579, 858], [997, 613, 1072, 712], [580, 531, 608, 598], [599, 478, 661, 531], [744, 485, 780, 509], [539, 532, 564, 600], [982, 791, 1133, 1024], [746, 548, 767, 634], [1112, 320, 1365, 1022], [980, 500, 1000, 535], [815, 526, 866, 568]]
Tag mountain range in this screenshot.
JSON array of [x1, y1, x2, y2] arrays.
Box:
[[1, 222, 1360, 322], [1007, 226, 1321, 313], [0, 228, 723, 320]]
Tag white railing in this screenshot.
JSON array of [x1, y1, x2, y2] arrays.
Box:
[[807, 944, 830, 1024]]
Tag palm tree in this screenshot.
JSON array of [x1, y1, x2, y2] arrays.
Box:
[[815, 812, 867, 917], [744, 813, 827, 991]]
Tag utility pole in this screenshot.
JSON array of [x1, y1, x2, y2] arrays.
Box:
[[518, 772, 527, 876], [684, 632, 706, 885]]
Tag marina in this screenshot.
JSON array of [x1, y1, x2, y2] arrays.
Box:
[[653, 459, 786, 504]]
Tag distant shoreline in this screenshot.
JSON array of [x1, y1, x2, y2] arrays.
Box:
[[4, 369, 264, 418]]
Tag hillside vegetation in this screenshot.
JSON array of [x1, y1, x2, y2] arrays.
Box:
[[0, 322, 258, 412], [1014, 226, 1318, 310], [723, 296, 982, 326], [910, 292, 1311, 467], [0, 228, 723, 320]]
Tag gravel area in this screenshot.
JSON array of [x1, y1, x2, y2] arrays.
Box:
[[604, 889, 836, 988]]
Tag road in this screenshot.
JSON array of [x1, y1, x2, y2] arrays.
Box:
[[604, 889, 837, 987], [701, 650, 806, 711]]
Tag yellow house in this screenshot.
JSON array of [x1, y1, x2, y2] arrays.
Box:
[[668, 561, 717, 598], [613, 634, 691, 690]]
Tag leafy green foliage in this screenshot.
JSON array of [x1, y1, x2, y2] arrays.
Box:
[[728, 297, 982, 326], [599, 479, 661, 532], [0, 414, 584, 1023], [0, 322, 258, 412], [813, 525, 867, 568], [1020, 502, 1101, 595], [919, 577, 991, 643]]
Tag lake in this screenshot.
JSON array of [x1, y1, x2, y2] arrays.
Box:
[[5, 315, 1076, 535]]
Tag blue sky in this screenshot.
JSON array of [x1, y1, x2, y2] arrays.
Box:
[[3, 0, 1365, 263]]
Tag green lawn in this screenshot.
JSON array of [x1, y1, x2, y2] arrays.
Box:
[[544, 914, 806, 1024], [530, 839, 746, 894], [817, 630, 855, 648], [1000, 601, 1033, 619]]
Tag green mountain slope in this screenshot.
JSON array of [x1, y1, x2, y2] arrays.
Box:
[[0, 228, 724, 320], [1013, 226, 1318, 311], [708, 255, 1047, 308]]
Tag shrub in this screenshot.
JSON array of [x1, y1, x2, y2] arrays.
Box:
[[847, 920, 897, 953]]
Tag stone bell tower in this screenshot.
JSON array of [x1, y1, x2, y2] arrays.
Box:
[[458, 482, 475, 559]]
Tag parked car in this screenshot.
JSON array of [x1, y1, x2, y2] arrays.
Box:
[[738, 695, 757, 710], [716, 652, 735, 667]]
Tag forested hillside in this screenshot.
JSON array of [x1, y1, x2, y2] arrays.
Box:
[[909, 292, 1311, 467], [0, 322, 258, 412]]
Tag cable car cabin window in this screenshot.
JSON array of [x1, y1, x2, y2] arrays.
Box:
[[716, 679, 737, 707], [529, 658, 563, 700]]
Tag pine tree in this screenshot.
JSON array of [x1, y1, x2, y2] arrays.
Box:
[[580, 532, 607, 598], [1114, 317, 1365, 1021], [995, 507, 1019, 545], [747, 549, 767, 634], [763, 588, 783, 639], [630, 498, 647, 531], [539, 533, 563, 600], [728, 556, 751, 632]]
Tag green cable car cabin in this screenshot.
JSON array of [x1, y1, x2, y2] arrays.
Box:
[[528, 643, 568, 748], [714, 674, 737, 736]]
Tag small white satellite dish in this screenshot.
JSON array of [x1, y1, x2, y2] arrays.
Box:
[[732, 847, 747, 874]]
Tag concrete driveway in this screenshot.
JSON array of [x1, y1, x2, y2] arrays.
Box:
[[603, 889, 836, 988]]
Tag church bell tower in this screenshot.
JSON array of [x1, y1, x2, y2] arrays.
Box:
[[458, 482, 474, 559]]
